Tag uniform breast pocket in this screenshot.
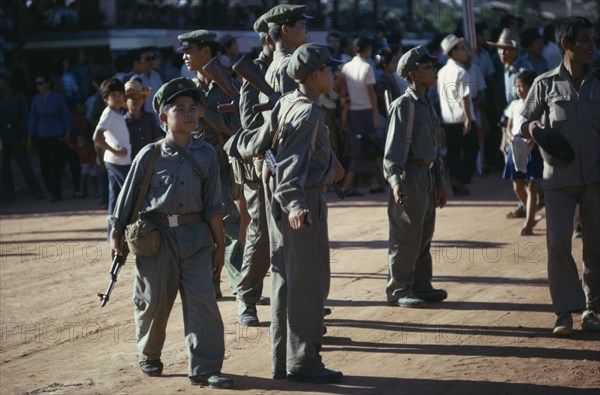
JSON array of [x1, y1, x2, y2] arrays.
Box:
[[151, 170, 173, 189], [548, 95, 570, 125]]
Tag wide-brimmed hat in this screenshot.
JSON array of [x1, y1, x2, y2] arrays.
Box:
[[440, 34, 465, 55], [531, 126, 575, 169], [487, 28, 520, 49], [124, 80, 151, 99]]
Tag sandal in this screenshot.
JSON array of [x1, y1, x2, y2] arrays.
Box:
[[506, 206, 526, 219]]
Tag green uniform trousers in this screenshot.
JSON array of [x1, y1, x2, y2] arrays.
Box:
[[133, 222, 225, 377], [237, 179, 270, 304], [386, 164, 437, 302], [271, 188, 330, 374]]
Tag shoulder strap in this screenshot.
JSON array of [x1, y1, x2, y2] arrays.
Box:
[[271, 97, 311, 150], [130, 140, 163, 223], [404, 97, 415, 162], [174, 145, 205, 179]]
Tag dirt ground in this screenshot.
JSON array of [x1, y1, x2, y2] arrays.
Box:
[[1, 173, 598, 395]]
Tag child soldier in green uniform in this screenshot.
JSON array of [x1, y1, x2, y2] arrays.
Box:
[[384, 46, 448, 307], [108, 77, 232, 389]]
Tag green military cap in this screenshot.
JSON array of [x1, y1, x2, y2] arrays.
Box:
[[177, 29, 217, 51], [263, 4, 313, 28], [396, 45, 437, 78], [287, 43, 342, 83], [253, 14, 268, 35], [153, 77, 200, 113]]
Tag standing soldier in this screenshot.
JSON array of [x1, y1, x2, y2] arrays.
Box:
[[384, 46, 448, 307], [109, 78, 232, 389], [262, 4, 311, 97], [238, 43, 345, 383], [177, 30, 243, 298], [235, 14, 276, 327]]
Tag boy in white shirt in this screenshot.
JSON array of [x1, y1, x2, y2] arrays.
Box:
[[92, 78, 132, 226]]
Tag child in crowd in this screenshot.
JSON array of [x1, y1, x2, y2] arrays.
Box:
[[503, 70, 543, 235], [124, 80, 162, 160], [92, 78, 131, 223], [74, 135, 98, 198], [108, 77, 232, 389]]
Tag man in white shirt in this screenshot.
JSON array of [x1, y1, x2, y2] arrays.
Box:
[[437, 34, 478, 196], [338, 36, 384, 195]]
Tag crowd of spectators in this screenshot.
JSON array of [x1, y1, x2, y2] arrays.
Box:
[[1, 10, 600, 211]]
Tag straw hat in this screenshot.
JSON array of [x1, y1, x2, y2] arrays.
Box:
[[440, 34, 464, 55], [124, 80, 151, 99], [487, 28, 521, 49]]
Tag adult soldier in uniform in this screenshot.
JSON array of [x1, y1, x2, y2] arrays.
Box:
[[520, 16, 600, 336], [235, 14, 276, 326], [384, 46, 448, 307], [177, 30, 243, 297]]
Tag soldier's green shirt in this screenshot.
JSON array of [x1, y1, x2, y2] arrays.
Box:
[[247, 90, 336, 213], [383, 87, 444, 188], [108, 137, 222, 235], [239, 51, 271, 129], [194, 78, 241, 150]]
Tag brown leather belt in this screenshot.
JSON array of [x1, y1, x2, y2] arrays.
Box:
[[407, 158, 434, 169], [142, 212, 204, 228]]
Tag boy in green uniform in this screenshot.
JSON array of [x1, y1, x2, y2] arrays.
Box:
[[384, 46, 448, 307], [108, 77, 232, 389]]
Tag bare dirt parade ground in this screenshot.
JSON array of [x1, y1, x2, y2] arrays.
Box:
[[1, 173, 599, 395]]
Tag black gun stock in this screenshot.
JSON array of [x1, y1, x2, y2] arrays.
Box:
[[97, 254, 125, 307]]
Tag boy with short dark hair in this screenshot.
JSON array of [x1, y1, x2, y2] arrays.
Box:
[[92, 78, 131, 223], [108, 77, 232, 389], [384, 45, 447, 308]]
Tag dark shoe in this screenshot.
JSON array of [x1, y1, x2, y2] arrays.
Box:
[[553, 312, 573, 337], [238, 303, 259, 327], [414, 288, 448, 303], [273, 369, 287, 380], [581, 310, 600, 332], [190, 374, 233, 389], [324, 307, 332, 317], [140, 360, 163, 377], [287, 366, 343, 384], [389, 293, 426, 308]]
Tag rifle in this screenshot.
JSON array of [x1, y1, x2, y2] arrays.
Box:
[[202, 57, 238, 113], [97, 254, 125, 307], [232, 55, 280, 113]]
